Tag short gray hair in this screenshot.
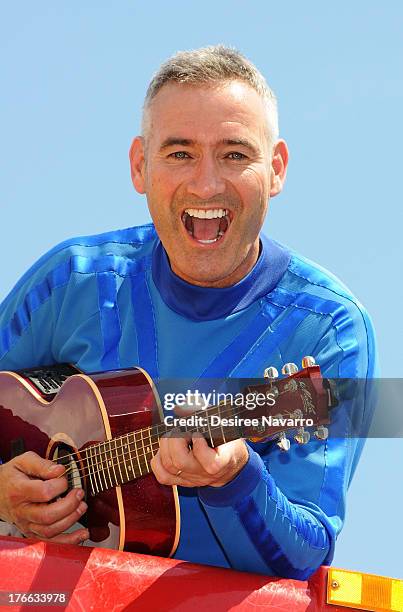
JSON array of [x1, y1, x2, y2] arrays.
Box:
[[141, 45, 279, 147]]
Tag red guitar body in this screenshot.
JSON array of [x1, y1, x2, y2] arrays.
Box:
[[0, 368, 179, 557]]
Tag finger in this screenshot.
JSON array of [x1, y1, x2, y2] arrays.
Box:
[[49, 529, 89, 545], [191, 436, 223, 476], [159, 433, 193, 475], [151, 450, 212, 487], [204, 440, 249, 486], [217, 439, 249, 471], [14, 452, 65, 480], [28, 501, 88, 539], [151, 450, 179, 485], [23, 488, 85, 525], [15, 473, 69, 504]]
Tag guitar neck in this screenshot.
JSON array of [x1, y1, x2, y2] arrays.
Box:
[[64, 364, 335, 495], [82, 401, 244, 492]]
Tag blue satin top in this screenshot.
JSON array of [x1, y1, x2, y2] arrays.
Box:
[[0, 223, 378, 578]]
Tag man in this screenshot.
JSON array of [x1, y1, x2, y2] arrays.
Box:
[[0, 46, 377, 578]]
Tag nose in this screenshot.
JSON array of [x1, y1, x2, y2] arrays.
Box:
[[186, 155, 226, 200]]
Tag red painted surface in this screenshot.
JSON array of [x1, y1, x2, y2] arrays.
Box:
[[0, 536, 361, 612]]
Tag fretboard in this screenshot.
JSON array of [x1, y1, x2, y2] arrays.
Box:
[[82, 400, 245, 496]]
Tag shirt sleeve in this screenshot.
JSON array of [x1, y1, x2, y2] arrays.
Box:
[[0, 263, 60, 371], [0, 247, 101, 372], [197, 302, 378, 579]]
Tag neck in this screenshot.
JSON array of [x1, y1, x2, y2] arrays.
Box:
[[151, 232, 291, 321]]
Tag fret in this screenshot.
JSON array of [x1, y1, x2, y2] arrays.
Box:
[[133, 431, 142, 477], [93, 443, 105, 493], [145, 428, 154, 466], [87, 445, 98, 495], [126, 433, 136, 480], [193, 413, 204, 443], [98, 442, 108, 492], [205, 410, 214, 448], [198, 419, 210, 446], [113, 437, 124, 486], [140, 428, 149, 473], [218, 403, 226, 444], [82, 448, 93, 496], [121, 436, 130, 483], [104, 439, 114, 488], [153, 433, 161, 454], [109, 439, 119, 487]]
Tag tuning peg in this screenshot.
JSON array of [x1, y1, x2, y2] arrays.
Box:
[[264, 366, 279, 380], [314, 425, 328, 441], [302, 356, 316, 368], [281, 363, 298, 376], [294, 428, 311, 444], [276, 432, 291, 452]]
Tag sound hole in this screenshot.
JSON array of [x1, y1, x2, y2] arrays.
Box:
[[50, 442, 88, 528]]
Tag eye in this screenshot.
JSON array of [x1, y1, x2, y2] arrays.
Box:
[[169, 151, 191, 159], [227, 152, 247, 160]]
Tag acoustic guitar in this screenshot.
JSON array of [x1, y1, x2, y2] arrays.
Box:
[[0, 358, 336, 557]]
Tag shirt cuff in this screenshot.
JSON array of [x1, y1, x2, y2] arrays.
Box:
[[198, 446, 267, 507]]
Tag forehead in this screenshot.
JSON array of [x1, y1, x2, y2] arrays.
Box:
[[147, 81, 268, 146]]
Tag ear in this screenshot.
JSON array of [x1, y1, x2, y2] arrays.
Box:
[[129, 136, 146, 194], [269, 139, 289, 198]]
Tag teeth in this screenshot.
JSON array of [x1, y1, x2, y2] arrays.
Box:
[[185, 208, 228, 219], [182, 208, 230, 244]]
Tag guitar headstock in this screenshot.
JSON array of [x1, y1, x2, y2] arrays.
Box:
[[243, 356, 337, 450]]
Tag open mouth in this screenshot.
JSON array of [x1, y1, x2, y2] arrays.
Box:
[[181, 208, 231, 244]]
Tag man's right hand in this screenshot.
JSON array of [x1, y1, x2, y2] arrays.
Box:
[[0, 451, 89, 545]]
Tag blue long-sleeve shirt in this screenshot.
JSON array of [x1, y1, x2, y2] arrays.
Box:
[[0, 224, 378, 579]]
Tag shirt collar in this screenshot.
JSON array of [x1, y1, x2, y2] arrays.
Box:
[[151, 233, 291, 321]]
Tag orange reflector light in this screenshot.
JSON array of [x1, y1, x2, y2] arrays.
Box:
[[327, 568, 403, 611]]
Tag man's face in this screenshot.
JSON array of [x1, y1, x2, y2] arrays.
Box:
[[130, 80, 287, 287]]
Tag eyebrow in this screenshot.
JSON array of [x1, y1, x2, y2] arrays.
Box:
[[159, 137, 259, 154], [160, 138, 195, 150], [218, 138, 258, 153]]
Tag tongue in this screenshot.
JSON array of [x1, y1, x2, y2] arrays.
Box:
[[192, 218, 221, 240]]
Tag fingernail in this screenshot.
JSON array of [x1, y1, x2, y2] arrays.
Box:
[[76, 489, 85, 501], [77, 502, 88, 516], [79, 530, 89, 543], [48, 463, 61, 472]]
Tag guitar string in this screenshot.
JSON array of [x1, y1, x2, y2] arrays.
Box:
[[60, 403, 300, 487], [63, 402, 308, 490], [66, 439, 161, 489], [58, 393, 294, 476], [60, 403, 300, 488], [60, 398, 252, 483], [51, 386, 295, 469], [54, 398, 256, 469]]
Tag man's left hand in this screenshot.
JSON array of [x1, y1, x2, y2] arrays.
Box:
[[150, 434, 249, 488]]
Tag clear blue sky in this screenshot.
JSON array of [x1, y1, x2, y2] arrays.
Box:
[[1, 2, 402, 579]]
